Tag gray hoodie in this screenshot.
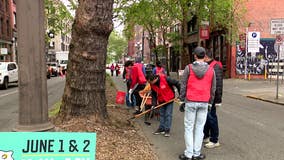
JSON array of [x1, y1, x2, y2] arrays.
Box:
[[180, 61, 216, 104]]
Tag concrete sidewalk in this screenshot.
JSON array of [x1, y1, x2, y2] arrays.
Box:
[[223, 78, 284, 105]]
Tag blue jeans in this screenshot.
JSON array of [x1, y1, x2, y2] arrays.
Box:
[[158, 102, 173, 131], [204, 103, 219, 143], [184, 102, 208, 158]]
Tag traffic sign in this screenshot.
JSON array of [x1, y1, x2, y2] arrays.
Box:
[[248, 32, 260, 53], [271, 19, 284, 35]]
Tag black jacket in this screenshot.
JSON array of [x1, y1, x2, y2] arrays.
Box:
[[208, 60, 223, 103]]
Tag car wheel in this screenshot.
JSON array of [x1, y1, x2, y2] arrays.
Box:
[[1, 77, 8, 89]]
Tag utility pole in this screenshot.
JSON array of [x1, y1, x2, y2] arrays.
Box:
[[14, 0, 54, 131]]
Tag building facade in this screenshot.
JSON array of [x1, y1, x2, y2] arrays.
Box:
[[231, 0, 284, 79], [0, 0, 13, 62]]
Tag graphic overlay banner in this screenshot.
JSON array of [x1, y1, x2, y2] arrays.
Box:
[[0, 132, 96, 160]]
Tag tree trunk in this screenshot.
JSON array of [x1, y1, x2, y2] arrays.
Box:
[[59, 0, 114, 121]]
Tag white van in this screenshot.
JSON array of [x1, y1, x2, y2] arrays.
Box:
[[0, 62, 18, 89]]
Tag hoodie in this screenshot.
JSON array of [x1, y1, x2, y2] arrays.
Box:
[[180, 61, 216, 104]]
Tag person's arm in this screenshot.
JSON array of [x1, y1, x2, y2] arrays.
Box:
[[209, 71, 216, 104], [151, 89, 158, 106], [179, 65, 190, 101], [152, 67, 156, 74], [166, 77, 181, 94], [122, 68, 126, 79], [214, 64, 223, 103]]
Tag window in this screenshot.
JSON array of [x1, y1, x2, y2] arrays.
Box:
[[0, 18, 3, 34], [13, 12, 16, 28], [8, 63, 16, 71], [6, 20, 9, 36], [61, 43, 65, 51]]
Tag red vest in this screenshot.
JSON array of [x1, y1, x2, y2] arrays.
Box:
[[136, 63, 146, 84], [151, 75, 175, 103], [155, 67, 165, 75], [186, 64, 214, 102], [209, 60, 222, 69]]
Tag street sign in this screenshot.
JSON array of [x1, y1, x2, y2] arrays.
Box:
[[275, 34, 284, 44], [248, 32, 260, 53], [271, 19, 284, 35]]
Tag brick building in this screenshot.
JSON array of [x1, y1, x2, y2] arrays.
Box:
[[230, 0, 284, 79], [0, 0, 13, 62]]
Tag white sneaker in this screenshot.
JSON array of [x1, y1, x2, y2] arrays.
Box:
[[203, 137, 210, 143], [204, 141, 220, 148]]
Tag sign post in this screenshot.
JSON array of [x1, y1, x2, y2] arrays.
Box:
[[271, 19, 284, 99], [245, 31, 260, 79]]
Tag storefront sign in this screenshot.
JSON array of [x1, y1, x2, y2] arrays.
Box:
[[199, 26, 210, 40], [0, 132, 96, 160]]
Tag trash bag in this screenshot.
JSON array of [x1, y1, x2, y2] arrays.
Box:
[[126, 92, 136, 107]]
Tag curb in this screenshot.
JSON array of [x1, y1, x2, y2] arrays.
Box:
[[246, 95, 284, 106]]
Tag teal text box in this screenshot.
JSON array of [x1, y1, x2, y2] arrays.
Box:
[[0, 132, 96, 160]]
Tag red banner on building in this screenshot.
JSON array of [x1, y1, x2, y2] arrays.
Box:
[[200, 26, 210, 39]]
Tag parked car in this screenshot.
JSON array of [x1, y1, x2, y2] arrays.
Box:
[[0, 62, 18, 89], [46, 62, 58, 76], [46, 65, 51, 79]]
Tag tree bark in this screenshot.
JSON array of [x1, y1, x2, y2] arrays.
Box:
[[59, 0, 114, 121]]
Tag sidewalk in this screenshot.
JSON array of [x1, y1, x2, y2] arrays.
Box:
[[223, 78, 284, 105]]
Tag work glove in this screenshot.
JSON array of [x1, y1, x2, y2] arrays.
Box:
[[128, 89, 134, 103], [179, 102, 185, 112], [215, 103, 222, 107]]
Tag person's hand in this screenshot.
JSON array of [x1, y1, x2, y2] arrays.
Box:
[[123, 79, 127, 83], [179, 102, 185, 112], [208, 104, 212, 111], [215, 103, 222, 107]]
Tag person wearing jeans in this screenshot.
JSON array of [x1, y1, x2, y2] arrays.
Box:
[[179, 47, 216, 160], [146, 73, 180, 137], [184, 102, 208, 159]]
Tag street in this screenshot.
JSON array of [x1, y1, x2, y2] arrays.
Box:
[[112, 75, 284, 160], [0, 77, 65, 131]]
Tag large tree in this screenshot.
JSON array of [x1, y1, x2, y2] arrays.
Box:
[[59, 0, 114, 121]]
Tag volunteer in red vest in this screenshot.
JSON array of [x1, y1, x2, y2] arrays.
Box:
[[146, 73, 180, 137], [179, 46, 216, 160], [128, 57, 147, 114], [152, 60, 166, 75], [203, 51, 223, 149], [122, 60, 134, 91]]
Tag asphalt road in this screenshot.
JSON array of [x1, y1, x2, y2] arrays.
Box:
[[0, 77, 66, 131], [112, 75, 284, 160]]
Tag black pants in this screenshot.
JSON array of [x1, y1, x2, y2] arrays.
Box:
[[133, 84, 146, 110], [203, 103, 219, 143]]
